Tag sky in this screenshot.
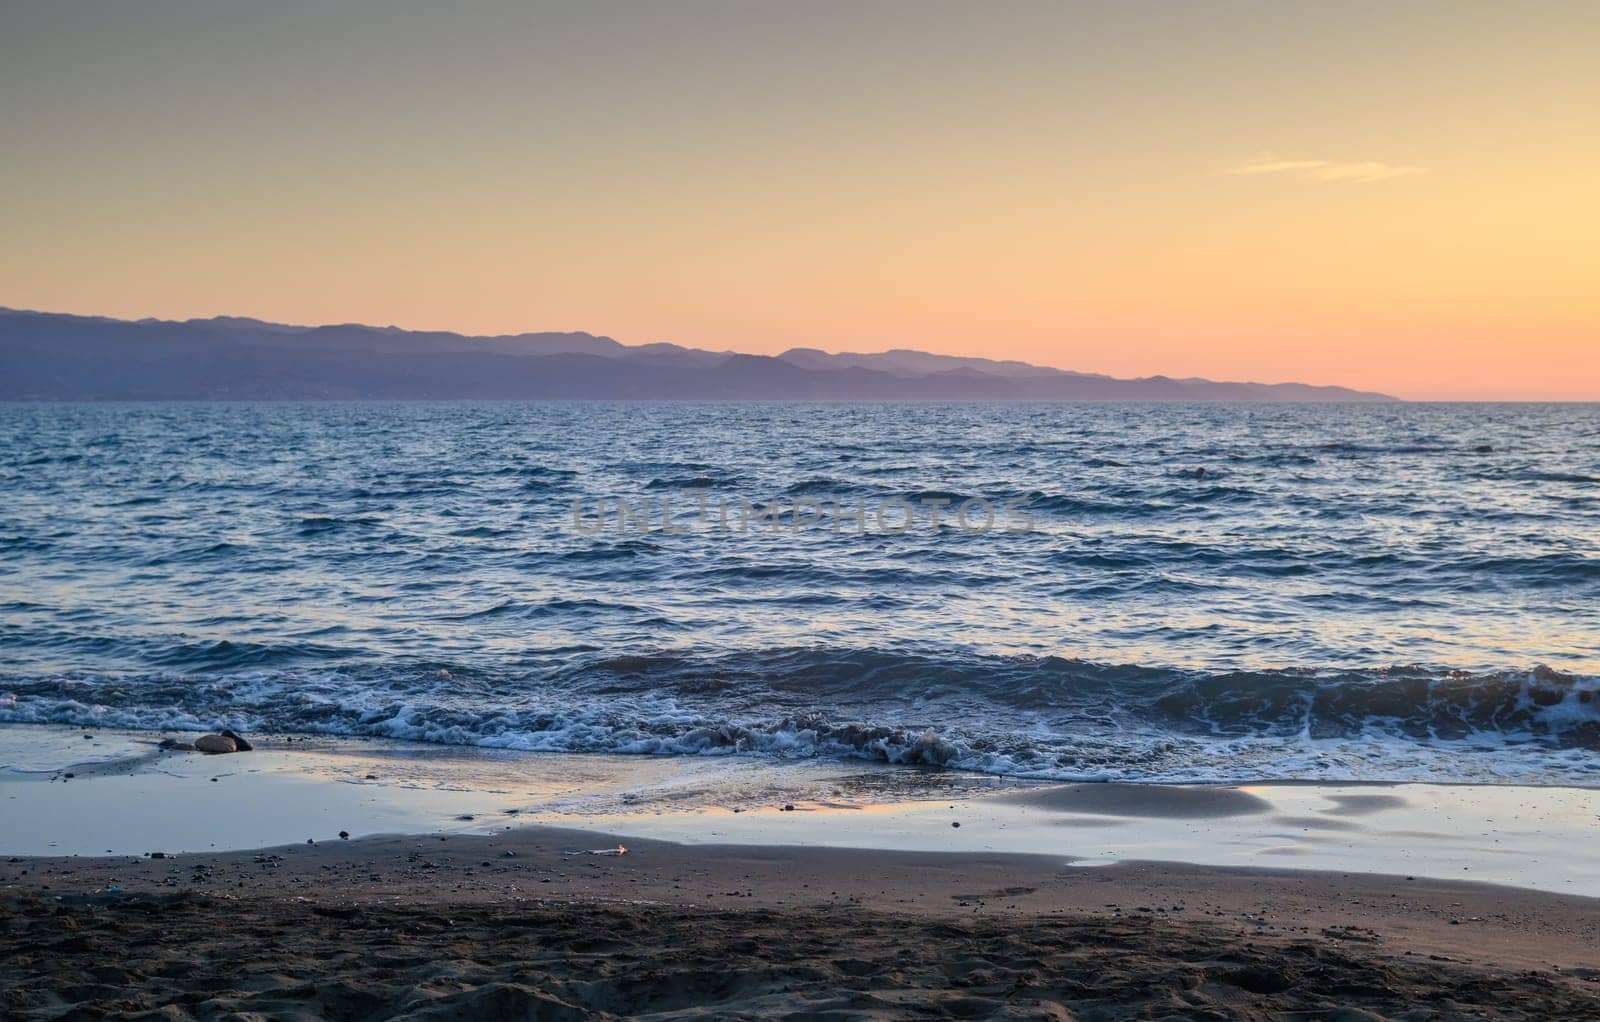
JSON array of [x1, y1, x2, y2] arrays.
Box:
[[2, 1, 1596, 399]]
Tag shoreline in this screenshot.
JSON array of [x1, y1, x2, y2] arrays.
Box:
[[6, 723, 1600, 898], [7, 727, 1600, 1015]]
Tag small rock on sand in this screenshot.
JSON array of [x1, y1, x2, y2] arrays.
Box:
[[194, 734, 237, 755]]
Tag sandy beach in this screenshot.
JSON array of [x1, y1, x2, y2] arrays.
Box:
[[5, 726, 1600, 1019], [7, 825, 1600, 1019]]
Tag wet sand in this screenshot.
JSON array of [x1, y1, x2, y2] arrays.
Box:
[[9, 727, 1600, 899], [7, 726, 1600, 1018]]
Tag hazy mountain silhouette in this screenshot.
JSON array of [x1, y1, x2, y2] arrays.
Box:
[[0, 307, 1396, 401]]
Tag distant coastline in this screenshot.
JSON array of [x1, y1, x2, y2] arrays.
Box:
[[0, 307, 1396, 402]]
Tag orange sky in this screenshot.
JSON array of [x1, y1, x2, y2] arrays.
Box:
[[3, 2, 1597, 399]]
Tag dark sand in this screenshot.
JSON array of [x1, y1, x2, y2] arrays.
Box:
[[5, 824, 1600, 1020]]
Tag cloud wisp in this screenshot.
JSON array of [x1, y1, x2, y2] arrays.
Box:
[[1226, 158, 1426, 183]]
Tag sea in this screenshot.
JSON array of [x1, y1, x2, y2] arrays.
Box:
[[2, 401, 1597, 785]]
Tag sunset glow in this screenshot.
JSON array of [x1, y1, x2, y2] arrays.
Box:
[[3, 1, 1597, 398]]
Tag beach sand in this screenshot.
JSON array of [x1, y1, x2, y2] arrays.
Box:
[[6, 826, 1600, 1019], [5, 727, 1600, 1018]]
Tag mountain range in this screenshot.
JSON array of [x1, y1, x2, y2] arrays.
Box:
[[0, 307, 1395, 402]]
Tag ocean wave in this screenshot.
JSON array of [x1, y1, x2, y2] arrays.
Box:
[[644, 474, 738, 490], [297, 514, 386, 535], [2, 653, 1597, 785]]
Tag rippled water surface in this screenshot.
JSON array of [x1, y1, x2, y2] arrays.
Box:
[[2, 402, 1597, 783]]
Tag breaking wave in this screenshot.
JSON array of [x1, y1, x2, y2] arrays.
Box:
[[3, 651, 1597, 785]]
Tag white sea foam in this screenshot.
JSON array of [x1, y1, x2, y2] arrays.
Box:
[[3, 660, 1599, 786]]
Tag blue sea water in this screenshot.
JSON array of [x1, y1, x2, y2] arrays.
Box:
[[1, 401, 1597, 784]]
